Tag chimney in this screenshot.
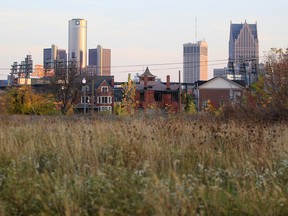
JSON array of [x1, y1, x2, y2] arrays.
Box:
[[144, 75, 148, 89], [111, 78, 114, 87], [166, 75, 170, 90]]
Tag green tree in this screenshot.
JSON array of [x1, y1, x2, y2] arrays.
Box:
[[115, 74, 138, 115], [5, 86, 57, 115]]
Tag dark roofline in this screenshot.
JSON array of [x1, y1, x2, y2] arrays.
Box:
[[138, 67, 156, 78]]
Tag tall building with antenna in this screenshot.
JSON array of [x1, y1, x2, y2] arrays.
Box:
[[68, 18, 87, 70], [183, 41, 208, 83]]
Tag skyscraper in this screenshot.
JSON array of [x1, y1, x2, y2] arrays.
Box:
[[43, 45, 67, 68], [88, 45, 111, 76], [183, 41, 208, 83], [68, 18, 87, 69], [229, 21, 259, 73]]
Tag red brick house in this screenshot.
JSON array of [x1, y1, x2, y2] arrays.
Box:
[[95, 80, 114, 112], [74, 76, 114, 113], [195, 76, 245, 111], [135, 67, 180, 112]]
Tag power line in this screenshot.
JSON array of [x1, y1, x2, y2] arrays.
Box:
[[0, 56, 267, 76], [0, 56, 267, 71]]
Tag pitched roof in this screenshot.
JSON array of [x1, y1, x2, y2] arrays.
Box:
[[230, 22, 258, 41], [138, 67, 156, 78], [198, 76, 244, 89], [92, 76, 114, 87]]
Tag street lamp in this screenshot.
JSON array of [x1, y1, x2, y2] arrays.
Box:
[[82, 77, 87, 114]]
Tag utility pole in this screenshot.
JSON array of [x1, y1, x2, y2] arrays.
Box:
[[179, 70, 181, 112], [228, 58, 235, 80], [239, 58, 247, 87]]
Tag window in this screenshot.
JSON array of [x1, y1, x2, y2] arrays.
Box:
[[202, 100, 208, 109], [101, 86, 108, 93], [220, 99, 225, 107], [154, 92, 162, 101], [102, 97, 108, 104], [140, 92, 145, 101], [81, 96, 90, 103], [171, 92, 179, 102], [230, 90, 241, 101], [97, 96, 112, 104], [99, 106, 112, 113]]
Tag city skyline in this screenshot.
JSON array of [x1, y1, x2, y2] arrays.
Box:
[[1, 0, 288, 81]]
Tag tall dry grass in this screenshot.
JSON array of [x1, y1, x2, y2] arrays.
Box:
[[0, 114, 287, 215]]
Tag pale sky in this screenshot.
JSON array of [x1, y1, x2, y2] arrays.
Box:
[[0, 0, 287, 81]]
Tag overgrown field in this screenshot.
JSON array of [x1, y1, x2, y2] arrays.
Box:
[[0, 115, 287, 215]]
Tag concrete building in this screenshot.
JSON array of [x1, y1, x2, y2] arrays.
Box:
[[68, 18, 87, 69], [88, 45, 111, 76], [183, 41, 208, 83]]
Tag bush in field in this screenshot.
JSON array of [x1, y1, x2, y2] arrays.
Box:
[[4, 86, 58, 115]]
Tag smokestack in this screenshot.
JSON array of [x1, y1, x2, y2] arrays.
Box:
[[166, 75, 170, 90], [144, 75, 148, 89]]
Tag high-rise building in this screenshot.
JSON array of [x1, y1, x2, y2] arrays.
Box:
[[57, 49, 67, 64], [229, 21, 259, 72], [43, 45, 67, 68], [43, 48, 52, 68], [89, 49, 97, 66], [183, 41, 208, 83], [68, 18, 87, 69], [88, 45, 111, 76]]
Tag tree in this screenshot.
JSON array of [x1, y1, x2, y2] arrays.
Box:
[[115, 74, 138, 115], [254, 48, 288, 114], [5, 85, 57, 115], [184, 94, 197, 114], [47, 61, 82, 115]]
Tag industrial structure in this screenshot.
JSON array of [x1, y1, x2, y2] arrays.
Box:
[[9, 54, 33, 85], [183, 41, 208, 83]]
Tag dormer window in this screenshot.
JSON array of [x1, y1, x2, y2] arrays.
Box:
[[101, 86, 108, 93]]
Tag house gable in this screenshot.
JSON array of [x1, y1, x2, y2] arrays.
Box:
[[96, 80, 113, 92], [198, 76, 243, 90]]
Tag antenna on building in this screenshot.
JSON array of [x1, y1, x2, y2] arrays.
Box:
[[195, 17, 198, 42]]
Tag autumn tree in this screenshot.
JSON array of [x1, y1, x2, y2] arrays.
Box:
[[184, 94, 197, 114], [115, 74, 138, 115], [47, 61, 82, 115], [254, 48, 288, 117], [5, 86, 57, 115]]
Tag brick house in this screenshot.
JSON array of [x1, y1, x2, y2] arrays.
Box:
[[195, 76, 245, 111], [135, 67, 180, 112], [74, 76, 114, 113]]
